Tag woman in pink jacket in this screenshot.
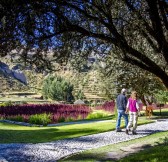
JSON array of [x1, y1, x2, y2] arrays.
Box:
[[125, 91, 139, 135]]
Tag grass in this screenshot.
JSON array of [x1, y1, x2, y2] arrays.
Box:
[[60, 131, 168, 162], [152, 109, 168, 118], [119, 144, 168, 162], [0, 117, 151, 143]]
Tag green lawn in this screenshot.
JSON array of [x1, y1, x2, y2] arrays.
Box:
[[0, 117, 151, 143], [61, 131, 168, 162]]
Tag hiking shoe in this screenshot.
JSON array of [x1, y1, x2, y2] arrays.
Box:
[[116, 129, 122, 132], [125, 129, 129, 135], [132, 131, 137, 135]]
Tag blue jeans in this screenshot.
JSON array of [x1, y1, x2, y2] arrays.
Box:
[[116, 110, 128, 129]]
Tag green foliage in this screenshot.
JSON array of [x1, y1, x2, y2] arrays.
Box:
[[29, 113, 51, 126], [65, 117, 74, 122], [14, 101, 28, 105], [58, 117, 65, 123], [42, 75, 74, 102], [0, 100, 27, 107], [86, 110, 110, 119], [0, 101, 13, 107], [19, 101, 28, 105], [75, 89, 85, 100], [6, 115, 24, 122], [0, 0, 168, 89], [114, 106, 118, 120], [155, 90, 168, 104], [162, 137, 168, 146]]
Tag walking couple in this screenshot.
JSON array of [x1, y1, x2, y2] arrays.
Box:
[[116, 88, 140, 135]]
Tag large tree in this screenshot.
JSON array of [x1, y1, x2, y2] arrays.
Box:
[[0, 0, 168, 88], [97, 55, 165, 104]]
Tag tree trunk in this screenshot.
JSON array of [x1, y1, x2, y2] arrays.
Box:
[[154, 71, 168, 90], [140, 95, 147, 106], [160, 77, 168, 90]]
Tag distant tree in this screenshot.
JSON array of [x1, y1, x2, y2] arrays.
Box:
[[155, 90, 168, 104], [42, 75, 74, 102], [75, 89, 86, 100], [0, 0, 168, 88]]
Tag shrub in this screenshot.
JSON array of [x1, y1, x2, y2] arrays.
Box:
[[19, 101, 28, 105], [65, 117, 74, 122], [6, 115, 24, 122], [0, 101, 13, 107], [57, 117, 65, 123], [86, 110, 110, 119], [0, 115, 4, 120], [75, 89, 86, 100], [0, 104, 92, 123], [29, 113, 51, 126]]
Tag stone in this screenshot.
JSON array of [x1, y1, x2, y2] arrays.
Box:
[[74, 99, 85, 105]]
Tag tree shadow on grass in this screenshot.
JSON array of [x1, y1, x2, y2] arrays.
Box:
[[59, 152, 105, 162], [137, 129, 162, 135], [0, 127, 99, 143]]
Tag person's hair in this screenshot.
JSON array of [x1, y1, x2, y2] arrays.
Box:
[[121, 88, 126, 94], [131, 91, 137, 99]]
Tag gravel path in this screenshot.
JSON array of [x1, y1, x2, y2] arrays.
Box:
[[0, 119, 168, 162]]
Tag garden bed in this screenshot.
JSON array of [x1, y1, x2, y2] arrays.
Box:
[[0, 103, 92, 125]]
